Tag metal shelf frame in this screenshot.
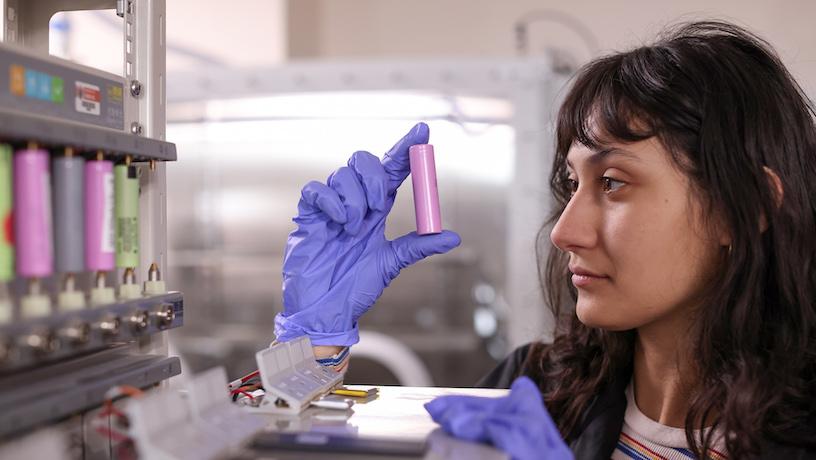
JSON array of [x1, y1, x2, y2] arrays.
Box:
[[0, 348, 181, 439], [0, 291, 183, 373], [0, 0, 179, 450], [0, 107, 176, 160], [3, 0, 172, 287]]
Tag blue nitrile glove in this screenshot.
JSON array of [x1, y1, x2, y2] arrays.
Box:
[[424, 377, 574, 460], [274, 123, 461, 346]]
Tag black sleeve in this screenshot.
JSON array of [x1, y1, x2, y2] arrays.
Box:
[[761, 443, 816, 459], [474, 343, 533, 389]]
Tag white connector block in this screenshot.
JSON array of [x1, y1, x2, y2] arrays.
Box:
[[126, 367, 264, 460], [57, 291, 86, 310], [143, 279, 166, 296], [119, 283, 142, 300], [89, 287, 115, 306], [126, 386, 223, 460], [187, 367, 265, 446], [20, 294, 51, 318], [246, 336, 344, 415]]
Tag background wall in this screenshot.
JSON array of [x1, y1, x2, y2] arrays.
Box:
[[53, 1, 816, 96], [49, 0, 287, 76], [285, 0, 816, 96]]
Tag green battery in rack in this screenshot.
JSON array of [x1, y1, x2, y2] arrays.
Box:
[[115, 163, 139, 268], [0, 144, 12, 282]]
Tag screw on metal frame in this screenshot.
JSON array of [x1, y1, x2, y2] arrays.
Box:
[[130, 80, 142, 97]]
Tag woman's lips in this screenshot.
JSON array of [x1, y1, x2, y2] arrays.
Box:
[[569, 266, 609, 287], [571, 273, 608, 287]]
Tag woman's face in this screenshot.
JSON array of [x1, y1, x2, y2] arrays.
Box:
[[550, 137, 725, 331]]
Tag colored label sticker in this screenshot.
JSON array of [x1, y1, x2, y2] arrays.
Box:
[[0, 146, 12, 282], [35, 71, 51, 100], [107, 84, 123, 103], [51, 77, 64, 104], [24, 69, 38, 97], [75, 81, 101, 116], [9, 64, 24, 96]]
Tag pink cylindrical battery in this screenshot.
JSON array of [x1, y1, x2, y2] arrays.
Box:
[[84, 158, 115, 271], [13, 148, 53, 277], [409, 144, 442, 235]]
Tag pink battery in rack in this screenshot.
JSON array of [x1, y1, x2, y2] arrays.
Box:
[[409, 144, 442, 235], [13, 147, 53, 277], [84, 158, 115, 271]]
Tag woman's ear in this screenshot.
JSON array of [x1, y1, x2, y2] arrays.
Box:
[[760, 166, 784, 232], [718, 167, 783, 247]]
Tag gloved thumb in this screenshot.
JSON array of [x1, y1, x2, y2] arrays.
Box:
[[390, 230, 461, 269]]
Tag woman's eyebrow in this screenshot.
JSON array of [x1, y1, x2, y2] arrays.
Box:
[[566, 147, 641, 168], [590, 147, 641, 164]]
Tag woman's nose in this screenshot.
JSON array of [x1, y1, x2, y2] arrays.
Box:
[[550, 191, 598, 252]]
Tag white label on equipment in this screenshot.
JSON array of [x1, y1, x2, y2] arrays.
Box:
[[102, 172, 115, 253], [75, 81, 101, 116]]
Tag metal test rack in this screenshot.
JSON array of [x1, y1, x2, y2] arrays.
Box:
[[0, 0, 182, 441]]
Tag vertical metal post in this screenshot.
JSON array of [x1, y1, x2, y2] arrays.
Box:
[[125, 0, 165, 140], [126, 0, 169, 356], [3, 0, 20, 43]]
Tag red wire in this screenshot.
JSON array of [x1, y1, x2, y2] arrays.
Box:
[[231, 389, 255, 401], [227, 370, 260, 392], [95, 426, 131, 443], [98, 399, 128, 418], [240, 370, 259, 383]]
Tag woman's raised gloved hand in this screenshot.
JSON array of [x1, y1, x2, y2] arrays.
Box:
[[274, 123, 461, 346], [425, 376, 574, 460]]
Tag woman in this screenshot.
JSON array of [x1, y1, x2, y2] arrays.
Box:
[[274, 21, 816, 459]]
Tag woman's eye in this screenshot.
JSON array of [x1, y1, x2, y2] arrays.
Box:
[[565, 178, 578, 195], [601, 176, 625, 193]]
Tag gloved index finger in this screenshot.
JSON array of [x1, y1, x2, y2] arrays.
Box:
[[298, 180, 347, 224], [381, 122, 430, 195], [348, 151, 388, 212], [327, 166, 367, 235]]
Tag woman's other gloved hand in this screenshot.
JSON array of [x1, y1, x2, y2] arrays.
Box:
[[424, 377, 574, 460], [274, 123, 461, 346]]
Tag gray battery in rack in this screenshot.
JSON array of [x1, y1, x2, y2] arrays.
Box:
[[52, 155, 85, 273]]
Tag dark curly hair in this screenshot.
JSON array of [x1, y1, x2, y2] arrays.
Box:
[[527, 20, 816, 458]]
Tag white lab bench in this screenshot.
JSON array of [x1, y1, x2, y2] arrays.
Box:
[[233, 385, 510, 460]]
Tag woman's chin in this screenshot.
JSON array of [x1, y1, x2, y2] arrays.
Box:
[[575, 301, 635, 331]]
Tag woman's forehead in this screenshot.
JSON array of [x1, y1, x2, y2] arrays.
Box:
[[565, 138, 664, 168]]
